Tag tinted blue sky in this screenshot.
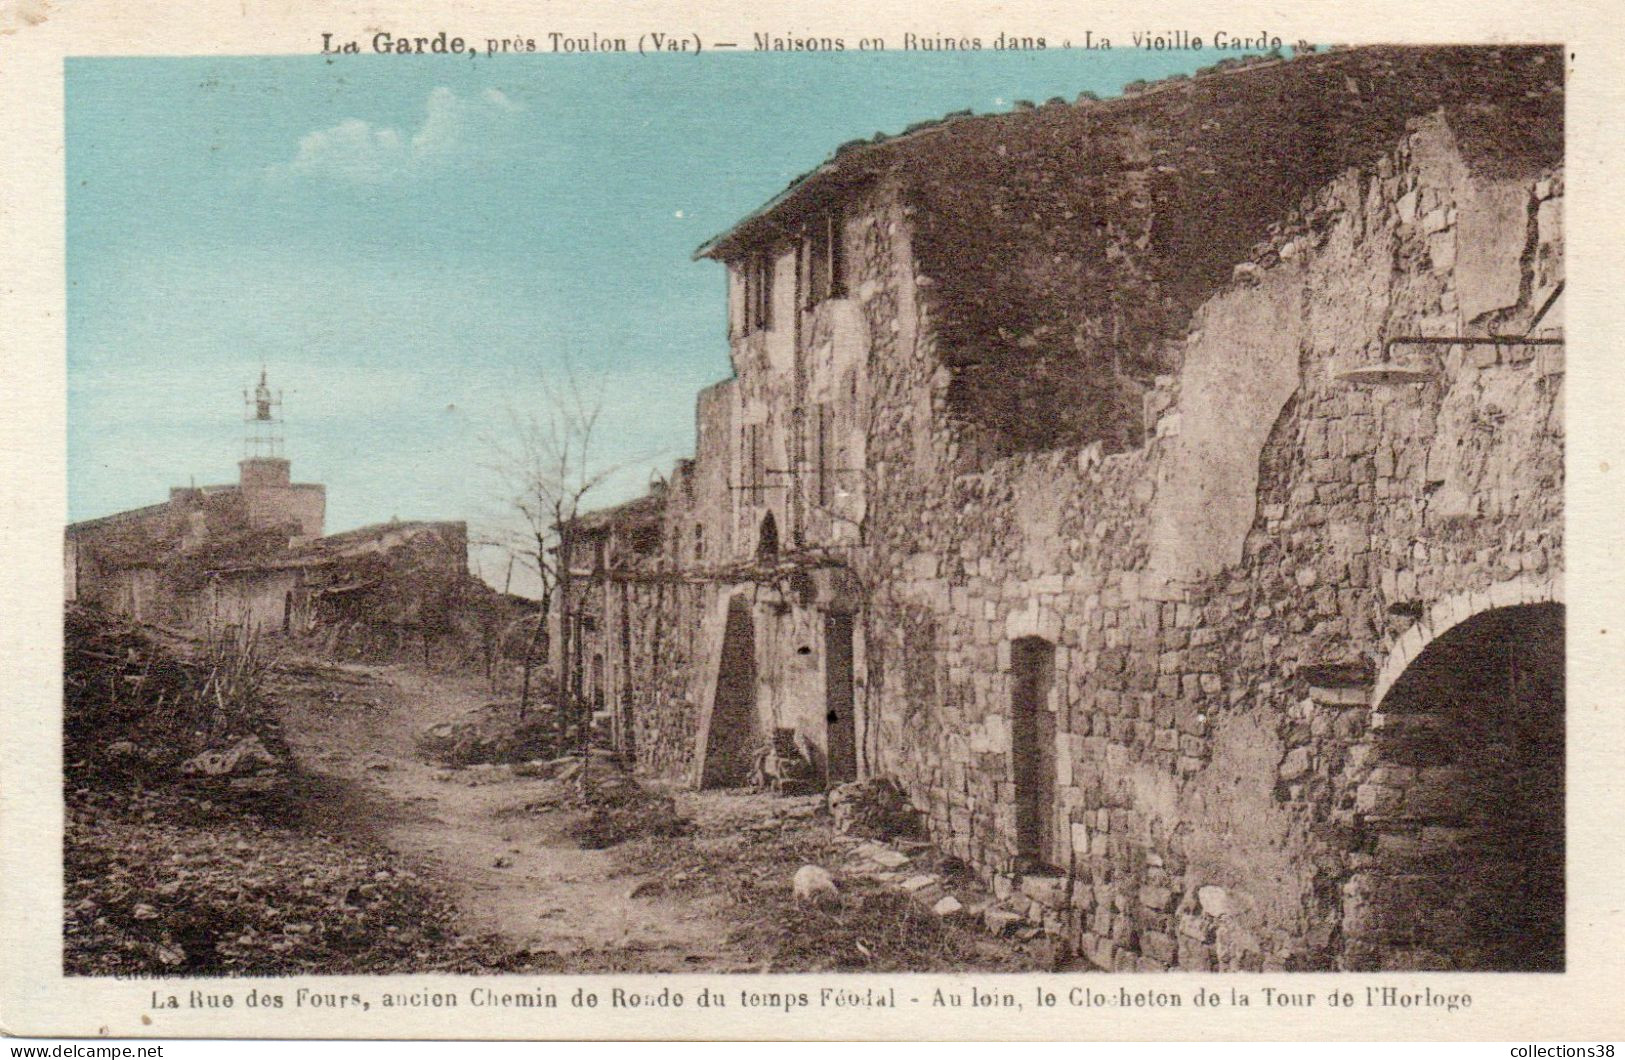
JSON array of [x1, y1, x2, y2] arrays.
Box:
[[67, 50, 1254, 582]]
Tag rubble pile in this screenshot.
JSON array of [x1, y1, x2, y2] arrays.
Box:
[[64, 786, 480, 976], [563, 764, 690, 850], [828, 778, 926, 840], [416, 701, 560, 766]]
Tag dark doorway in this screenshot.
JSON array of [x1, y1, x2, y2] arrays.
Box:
[[1011, 636, 1057, 871], [824, 612, 857, 785], [1345, 602, 1564, 970], [700, 597, 759, 788], [617, 590, 635, 756], [758, 512, 779, 559], [282, 591, 293, 634]]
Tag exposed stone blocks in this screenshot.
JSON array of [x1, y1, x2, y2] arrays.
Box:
[[601, 56, 1562, 974], [856, 114, 1562, 972]]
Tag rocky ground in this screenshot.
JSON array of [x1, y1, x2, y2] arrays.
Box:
[[64, 607, 1045, 975]]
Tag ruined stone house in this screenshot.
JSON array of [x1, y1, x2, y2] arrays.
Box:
[[563, 45, 1565, 972], [553, 488, 667, 750], [65, 459, 327, 628], [66, 373, 481, 653], [205, 519, 473, 651]]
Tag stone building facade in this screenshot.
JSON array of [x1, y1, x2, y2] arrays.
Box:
[[205, 519, 471, 645], [66, 376, 484, 657], [567, 46, 1565, 971], [66, 455, 326, 626]]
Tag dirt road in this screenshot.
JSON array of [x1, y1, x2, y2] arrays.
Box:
[[273, 657, 734, 970], [66, 607, 1032, 976]]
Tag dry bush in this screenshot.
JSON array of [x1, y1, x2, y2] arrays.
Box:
[[64, 606, 288, 783]]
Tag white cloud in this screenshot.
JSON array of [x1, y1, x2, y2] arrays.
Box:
[[409, 86, 462, 162], [481, 87, 521, 111], [277, 86, 522, 184], [289, 119, 408, 184]]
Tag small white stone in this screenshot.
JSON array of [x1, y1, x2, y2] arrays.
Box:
[[1197, 886, 1231, 918], [870, 848, 910, 868], [792, 865, 839, 906]]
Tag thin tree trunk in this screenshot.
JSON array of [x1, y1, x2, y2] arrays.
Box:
[[575, 604, 590, 792], [555, 615, 571, 753], [556, 531, 574, 758], [518, 592, 548, 723]]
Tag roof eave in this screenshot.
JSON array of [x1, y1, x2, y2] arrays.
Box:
[[692, 151, 886, 261]]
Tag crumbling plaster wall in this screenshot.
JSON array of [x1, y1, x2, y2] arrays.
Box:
[[727, 240, 797, 557], [625, 187, 899, 783], [208, 568, 299, 633], [864, 112, 1563, 971], [726, 190, 883, 556]]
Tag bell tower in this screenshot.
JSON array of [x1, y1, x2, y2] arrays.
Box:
[[247, 366, 282, 453], [240, 366, 290, 487], [236, 366, 324, 538]]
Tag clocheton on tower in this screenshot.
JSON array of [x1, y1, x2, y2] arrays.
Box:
[[236, 366, 324, 539]]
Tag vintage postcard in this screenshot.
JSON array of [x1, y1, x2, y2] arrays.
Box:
[[2, 0, 1622, 1042]]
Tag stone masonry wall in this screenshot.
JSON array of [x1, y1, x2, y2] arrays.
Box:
[[600, 72, 1562, 970], [861, 111, 1563, 971]]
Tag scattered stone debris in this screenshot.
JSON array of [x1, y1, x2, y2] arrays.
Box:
[[828, 778, 926, 840], [63, 782, 501, 976], [61, 605, 533, 975], [180, 735, 280, 778], [984, 908, 1024, 937], [561, 766, 690, 850], [416, 702, 560, 766], [64, 605, 292, 787], [608, 790, 1039, 972], [513, 756, 575, 779], [834, 824, 1086, 959]]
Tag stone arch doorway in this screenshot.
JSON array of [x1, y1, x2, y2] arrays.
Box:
[[1011, 636, 1058, 872], [1344, 602, 1563, 970], [699, 595, 759, 789]]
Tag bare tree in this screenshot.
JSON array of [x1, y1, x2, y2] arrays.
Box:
[[486, 372, 618, 760]]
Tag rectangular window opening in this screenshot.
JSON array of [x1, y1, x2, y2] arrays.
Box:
[[803, 210, 846, 307], [742, 252, 774, 333]]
